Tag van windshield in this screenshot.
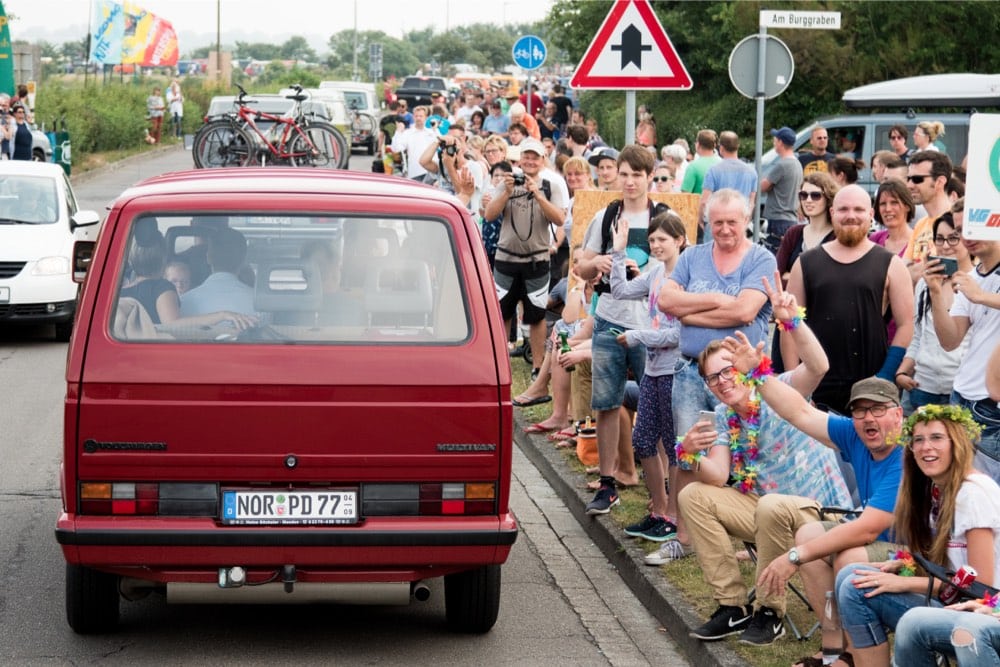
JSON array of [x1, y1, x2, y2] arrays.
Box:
[[0, 175, 59, 224], [110, 214, 470, 344]]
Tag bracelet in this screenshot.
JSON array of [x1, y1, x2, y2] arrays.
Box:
[[737, 356, 774, 387], [776, 306, 806, 332], [890, 550, 916, 576], [674, 436, 704, 471]]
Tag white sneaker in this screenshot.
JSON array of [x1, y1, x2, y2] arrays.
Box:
[[644, 540, 693, 566]]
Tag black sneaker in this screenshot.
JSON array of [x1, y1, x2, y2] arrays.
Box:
[[738, 606, 786, 645], [585, 485, 620, 515], [689, 604, 752, 641], [624, 514, 677, 542]]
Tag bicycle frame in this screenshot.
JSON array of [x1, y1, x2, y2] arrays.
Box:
[[235, 106, 321, 165]]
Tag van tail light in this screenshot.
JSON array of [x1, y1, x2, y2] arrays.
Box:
[[419, 482, 496, 516], [79, 482, 217, 516]]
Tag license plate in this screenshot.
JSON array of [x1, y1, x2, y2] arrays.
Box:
[[0, 286, 8, 303], [221, 489, 358, 525]]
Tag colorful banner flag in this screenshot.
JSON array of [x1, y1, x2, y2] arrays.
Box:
[[90, 0, 178, 67], [0, 2, 13, 96]]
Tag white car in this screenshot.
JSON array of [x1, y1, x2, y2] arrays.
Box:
[[0, 161, 100, 340]]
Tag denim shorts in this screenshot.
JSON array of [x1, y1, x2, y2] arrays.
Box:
[[953, 392, 1000, 479], [590, 316, 646, 412], [836, 563, 940, 649], [671, 357, 719, 437]]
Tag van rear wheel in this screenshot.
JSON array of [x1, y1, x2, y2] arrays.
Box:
[[444, 564, 500, 633], [66, 564, 120, 634]]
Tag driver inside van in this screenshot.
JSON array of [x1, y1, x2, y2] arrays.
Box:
[[179, 227, 256, 317]]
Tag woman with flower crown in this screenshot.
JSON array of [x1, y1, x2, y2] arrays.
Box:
[[835, 404, 1000, 667], [674, 271, 854, 645]]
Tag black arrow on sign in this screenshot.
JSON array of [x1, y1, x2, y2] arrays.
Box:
[[611, 24, 652, 69]]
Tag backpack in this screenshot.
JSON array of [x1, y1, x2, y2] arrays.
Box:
[[593, 199, 672, 294]]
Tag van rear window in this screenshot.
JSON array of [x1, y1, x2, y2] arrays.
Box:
[[110, 214, 470, 344]]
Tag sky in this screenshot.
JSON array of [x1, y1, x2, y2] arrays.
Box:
[[6, 0, 554, 56]]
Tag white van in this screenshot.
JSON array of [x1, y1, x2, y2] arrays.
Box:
[[0, 161, 100, 340], [762, 73, 998, 193]]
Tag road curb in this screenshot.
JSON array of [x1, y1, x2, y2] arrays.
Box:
[[513, 412, 751, 667]]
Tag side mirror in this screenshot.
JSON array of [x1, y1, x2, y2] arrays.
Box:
[[70, 209, 101, 232], [73, 240, 96, 283]]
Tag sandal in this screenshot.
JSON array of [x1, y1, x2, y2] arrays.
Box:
[[547, 427, 577, 442], [792, 649, 852, 667], [553, 437, 576, 449]]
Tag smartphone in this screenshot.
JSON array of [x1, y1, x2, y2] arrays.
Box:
[[698, 410, 716, 430], [928, 256, 959, 277]]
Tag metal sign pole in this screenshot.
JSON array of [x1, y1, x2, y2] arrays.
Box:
[[752, 24, 767, 245], [625, 90, 636, 146]]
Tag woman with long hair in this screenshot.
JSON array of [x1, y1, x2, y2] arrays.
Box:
[[828, 155, 865, 186], [895, 203, 974, 411], [835, 404, 1000, 667]]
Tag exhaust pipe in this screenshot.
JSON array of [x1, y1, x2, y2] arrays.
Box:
[[411, 580, 430, 602]]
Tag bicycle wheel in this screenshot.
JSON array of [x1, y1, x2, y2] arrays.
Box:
[[193, 120, 255, 168], [289, 122, 348, 169]]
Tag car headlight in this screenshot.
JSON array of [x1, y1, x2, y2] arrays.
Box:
[[31, 256, 71, 276]]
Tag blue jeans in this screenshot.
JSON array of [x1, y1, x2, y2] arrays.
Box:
[[590, 316, 646, 411], [836, 563, 941, 648], [906, 388, 951, 413], [894, 607, 1000, 667], [671, 357, 718, 437], [953, 392, 1000, 486]]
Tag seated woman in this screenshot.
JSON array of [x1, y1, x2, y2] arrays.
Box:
[[120, 221, 255, 332], [835, 404, 1000, 667]]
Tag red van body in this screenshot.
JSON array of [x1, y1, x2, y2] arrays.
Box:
[[56, 169, 516, 633]]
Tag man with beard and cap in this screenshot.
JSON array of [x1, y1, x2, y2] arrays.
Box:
[[783, 184, 914, 413]]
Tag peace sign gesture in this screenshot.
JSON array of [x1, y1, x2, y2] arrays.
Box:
[[762, 270, 800, 323]]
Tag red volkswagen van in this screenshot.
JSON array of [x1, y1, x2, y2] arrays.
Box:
[[57, 168, 516, 633]]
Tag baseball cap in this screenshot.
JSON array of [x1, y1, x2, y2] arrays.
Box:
[[518, 138, 546, 156], [847, 377, 900, 408], [587, 146, 619, 166], [770, 126, 796, 146], [506, 144, 521, 161]]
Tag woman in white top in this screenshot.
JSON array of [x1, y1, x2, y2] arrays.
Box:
[[167, 79, 184, 139]]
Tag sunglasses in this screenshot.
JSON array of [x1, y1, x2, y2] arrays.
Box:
[[652, 176, 671, 183], [798, 190, 824, 201], [907, 175, 930, 184], [889, 134, 904, 140]]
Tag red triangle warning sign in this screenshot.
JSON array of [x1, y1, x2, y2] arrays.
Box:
[[571, 0, 693, 90]]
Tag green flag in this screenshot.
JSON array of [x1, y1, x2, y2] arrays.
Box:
[[0, 2, 13, 96]]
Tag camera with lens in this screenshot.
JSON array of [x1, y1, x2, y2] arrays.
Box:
[[438, 138, 457, 156], [512, 173, 526, 186]]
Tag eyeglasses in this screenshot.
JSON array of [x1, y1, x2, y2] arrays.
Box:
[[911, 433, 951, 447], [850, 404, 893, 419], [889, 134, 904, 141], [907, 175, 930, 184], [652, 176, 671, 183], [798, 190, 824, 201], [704, 365, 737, 387], [14, 109, 24, 114], [933, 234, 962, 247]]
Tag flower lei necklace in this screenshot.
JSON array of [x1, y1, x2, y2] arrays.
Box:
[[727, 392, 762, 493]]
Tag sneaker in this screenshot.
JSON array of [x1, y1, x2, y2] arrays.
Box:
[[624, 514, 678, 542], [738, 606, 786, 645], [585, 485, 620, 515], [689, 604, 753, 641], [643, 539, 694, 565]]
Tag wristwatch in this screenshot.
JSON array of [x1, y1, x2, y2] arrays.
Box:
[[787, 548, 801, 566]]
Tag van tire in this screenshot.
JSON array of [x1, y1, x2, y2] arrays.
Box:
[[55, 321, 74, 342], [66, 564, 120, 634], [444, 564, 500, 633]]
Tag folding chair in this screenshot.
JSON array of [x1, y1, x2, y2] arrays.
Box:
[[744, 541, 820, 640]]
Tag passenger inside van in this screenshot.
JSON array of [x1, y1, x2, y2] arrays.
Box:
[[179, 227, 256, 317]]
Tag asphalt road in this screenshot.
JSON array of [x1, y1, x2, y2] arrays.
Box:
[[0, 146, 688, 666]]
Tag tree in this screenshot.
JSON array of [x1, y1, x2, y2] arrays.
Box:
[[280, 36, 316, 63], [234, 41, 282, 61]]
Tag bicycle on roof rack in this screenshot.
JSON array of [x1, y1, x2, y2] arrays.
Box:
[[193, 84, 348, 169]]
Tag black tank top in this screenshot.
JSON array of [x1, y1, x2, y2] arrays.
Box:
[[801, 244, 893, 411]]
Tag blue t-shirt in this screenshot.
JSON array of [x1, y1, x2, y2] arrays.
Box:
[[827, 414, 903, 542], [668, 241, 776, 358]]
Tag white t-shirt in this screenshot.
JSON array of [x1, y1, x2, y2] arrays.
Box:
[[950, 267, 1000, 401], [390, 126, 438, 179], [944, 473, 1000, 581], [583, 205, 652, 329]]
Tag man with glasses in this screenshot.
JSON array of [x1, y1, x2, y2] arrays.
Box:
[[904, 151, 955, 281], [674, 280, 853, 645], [930, 202, 1000, 485], [785, 184, 914, 412], [699, 131, 757, 234], [725, 332, 904, 663], [798, 126, 835, 176], [888, 124, 913, 163]]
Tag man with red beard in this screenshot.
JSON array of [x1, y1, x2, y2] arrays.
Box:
[[783, 184, 914, 412]]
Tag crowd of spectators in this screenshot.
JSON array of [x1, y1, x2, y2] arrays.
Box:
[[381, 84, 1000, 665]]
